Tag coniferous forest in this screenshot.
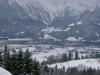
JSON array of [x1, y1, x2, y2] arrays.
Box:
[[0, 45, 100, 75], [0, 45, 40, 75]]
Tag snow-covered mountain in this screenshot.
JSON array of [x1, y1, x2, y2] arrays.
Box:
[[5, 0, 100, 24], [1, 0, 100, 43]]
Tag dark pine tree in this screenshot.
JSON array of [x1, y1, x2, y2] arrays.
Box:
[[11, 49, 19, 75], [62, 53, 68, 62], [75, 51, 78, 60], [17, 49, 24, 75], [33, 61, 40, 75], [23, 49, 34, 75], [3, 44, 10, 69], [0, 51, 3, 67], [3, 44, 8, 62], [69, 51, 72, 60]]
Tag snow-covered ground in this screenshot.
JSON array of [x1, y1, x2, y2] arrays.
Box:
[[1, 41, 100, 63], [8, 38, 33, 41], [65, 37, 83, 42], [0, 67, 12, 75], [32, 48, 68, 62], [31, 45, 100, 62], [48, 59, 100, 70]]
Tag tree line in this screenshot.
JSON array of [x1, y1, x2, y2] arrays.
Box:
[[42, 51, 79, 65], [41, 65, 100, 75], [0, 45, 40, 75]]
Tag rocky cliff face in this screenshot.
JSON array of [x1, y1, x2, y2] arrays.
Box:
[[5, 0, 100, 24]]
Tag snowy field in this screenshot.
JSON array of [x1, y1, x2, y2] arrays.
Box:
[[0, 41, 100, 62], [1, 44, 100, 61], [0, 40, 99, 75], [48, 59, 100, 70], [0, 42, 100, 74], [32, 47, 68, 62]]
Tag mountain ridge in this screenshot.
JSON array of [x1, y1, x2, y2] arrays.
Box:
[[0, 0, 100, 42]]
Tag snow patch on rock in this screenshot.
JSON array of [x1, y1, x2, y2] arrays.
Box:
[[43, 34, 58, 41], [77, 21, 83, 25], [68, 23, 75, 27], [65, 37, 83, 42]]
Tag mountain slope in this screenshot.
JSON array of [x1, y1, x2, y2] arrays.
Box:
[[0, 0, 46, 39], [8, 0, 100, 24], [0, 0, 100, 42]]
